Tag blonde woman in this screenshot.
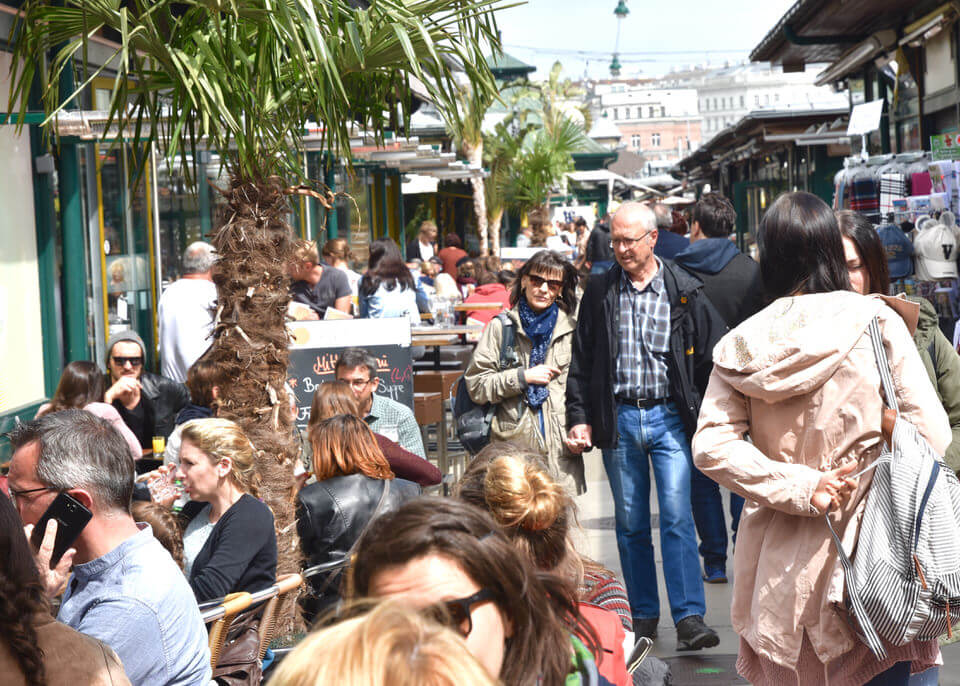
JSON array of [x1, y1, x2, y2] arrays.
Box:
[[270, 600, 497, 686], [175, 418, 277, 601]]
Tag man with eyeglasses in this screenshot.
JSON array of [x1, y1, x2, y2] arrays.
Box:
[[334, 347, 425, 459], [7, 410, 211, 685], [104, 330, 189, 450], [566, 201, 727, 651]]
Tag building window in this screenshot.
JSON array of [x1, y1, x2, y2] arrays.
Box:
[[649, 106, 655, 118], [740, 95, 745, 108], [631, 134, 642, 149], [660, 106, 666, 117], [614, 108, 619, 120], [701, 99, 706, 111], [764, 94, 770, 105], [637, 107, 643, 119], [774, 93, 780, 103], [754, 94, 760, 106], [651, 133, 661, 147]]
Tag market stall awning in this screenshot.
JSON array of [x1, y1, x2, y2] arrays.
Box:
[[749, 0, 921, 70]]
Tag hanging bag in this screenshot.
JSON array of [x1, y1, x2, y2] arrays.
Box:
[[826, 317, 960, 659], [452, 313, 519, 454]]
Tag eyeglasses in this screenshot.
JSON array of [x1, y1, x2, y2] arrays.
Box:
[[342, 378, 372, 388], [610, 231, 654, 249], [526, 274, 564, 291], [425, 588, 494, 638], [8, 486, 58, 506], [111, 356, 143, 368]]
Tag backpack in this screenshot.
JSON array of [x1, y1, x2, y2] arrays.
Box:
[[826, 317, 960, 659], [452, 313, 518, 455]]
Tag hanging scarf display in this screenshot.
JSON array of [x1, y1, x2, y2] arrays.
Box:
[[518, 297, 558, 410]]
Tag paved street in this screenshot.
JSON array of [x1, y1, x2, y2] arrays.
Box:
[[574, 450, 960, 685]]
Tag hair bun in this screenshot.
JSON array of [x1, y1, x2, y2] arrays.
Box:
[[483, 456, 563, 533]]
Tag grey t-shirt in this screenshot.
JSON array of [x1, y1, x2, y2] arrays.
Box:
[[291, 263, 352, 316], [182, 503, 216, 576]]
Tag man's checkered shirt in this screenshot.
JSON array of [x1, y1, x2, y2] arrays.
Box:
[[613, 264, 671, 401]]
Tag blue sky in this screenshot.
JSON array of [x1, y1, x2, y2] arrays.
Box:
[[495, 0, 798, 80]]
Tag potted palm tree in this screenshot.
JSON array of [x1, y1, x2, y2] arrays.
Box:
[[10, 0, 503, 622]]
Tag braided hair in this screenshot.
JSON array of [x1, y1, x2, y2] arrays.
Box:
[[0, 493, 49, 686]]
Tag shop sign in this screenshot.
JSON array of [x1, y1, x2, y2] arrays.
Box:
[[931, 133, 960, 161]]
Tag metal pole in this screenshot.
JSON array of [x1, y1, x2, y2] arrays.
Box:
[[59, 141, 89, 363]]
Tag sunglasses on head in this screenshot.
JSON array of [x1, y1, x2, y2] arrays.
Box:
[[425, 588, 494, 638], [111, 356, 143, 367], [527, 274, 564, 291]]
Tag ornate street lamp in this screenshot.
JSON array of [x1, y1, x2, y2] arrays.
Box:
[[611, 1, 629, 77]]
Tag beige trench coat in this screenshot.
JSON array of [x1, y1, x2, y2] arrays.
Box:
[[692, 291, 950, 670], [464, 307, 585, 494]]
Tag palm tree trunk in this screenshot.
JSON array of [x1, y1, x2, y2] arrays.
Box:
[[489, 207, 503, 256], [207, 175, 301, 627], [464, 142, 488, 257]]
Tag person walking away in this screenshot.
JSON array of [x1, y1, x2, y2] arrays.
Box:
[[8, 410, 211, 685], [566, 202, 726, 649], [406, 220, 438, 261], [438, 234, 468, 278], [289, 240, 352, 319], [674, 192, 766, 583], [465, 251, 586, 494], [105, 330, 189, 446], [651, 203, 689, 260], [839, 210, 960, 474], [516, 224, 533, 248], [159, 241, 217, 383], [693, 192, 948, 684], [584, 215, 615, 275]]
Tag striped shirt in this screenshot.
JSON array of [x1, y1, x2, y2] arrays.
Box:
[[614, 263, 671, 401]]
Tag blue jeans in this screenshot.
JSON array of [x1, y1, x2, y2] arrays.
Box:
[[602, 401, 706, 624], [691, 467, 745, 569], [866, 661, 911, 685]]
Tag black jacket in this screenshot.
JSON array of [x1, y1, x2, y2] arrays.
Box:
[[140, 370, 190, 439], [183, 494, 277, 602], [566, 261, 727, 448], [673, 238, 766, 328], [296, 474, 420, 621]]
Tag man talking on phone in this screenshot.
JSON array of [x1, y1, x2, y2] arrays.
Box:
[[8, 410, 211, 685]]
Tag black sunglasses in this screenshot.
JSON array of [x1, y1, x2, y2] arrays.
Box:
[[527, 274, 564, 291], [111, 356, 143, 367], [425, 588, 495, 637]]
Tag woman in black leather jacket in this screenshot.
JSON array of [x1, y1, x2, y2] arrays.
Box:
[[296, 414, 420, 622]]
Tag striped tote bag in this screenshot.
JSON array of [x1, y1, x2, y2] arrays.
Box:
[[826, 317, 960, 660]]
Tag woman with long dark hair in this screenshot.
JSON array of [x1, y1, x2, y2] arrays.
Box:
[[36, 360, 141, 461], [296, 413, 420, 621], [351, 497, 602, 685], [0, 491, 130, 686], [692, 192, 949, 684], [358, 238, 420, 326], [463, 249, 585, 493], [838, 209, 960, 472]]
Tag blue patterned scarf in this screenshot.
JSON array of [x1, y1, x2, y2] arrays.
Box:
[[518, 297, 558, 409]]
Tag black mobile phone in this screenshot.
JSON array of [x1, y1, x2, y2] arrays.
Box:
[[29, 492, 92, 568]]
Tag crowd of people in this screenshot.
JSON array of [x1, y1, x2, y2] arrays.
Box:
[[3, 188, 959, 686]]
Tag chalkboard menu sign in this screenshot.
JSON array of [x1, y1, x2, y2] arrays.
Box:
[[287, 319, 413, 429]]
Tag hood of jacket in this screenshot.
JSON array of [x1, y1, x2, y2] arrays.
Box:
[[711, 291, 919, 403], [472, 283, 509, 298], [674, 237, 741, 275]]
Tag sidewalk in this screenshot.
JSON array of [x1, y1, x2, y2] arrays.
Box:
[[573, 450, 960, 685]]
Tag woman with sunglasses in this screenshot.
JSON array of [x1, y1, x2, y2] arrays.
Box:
[[464, 249, 586, 494], [351, 497, 604, 685]]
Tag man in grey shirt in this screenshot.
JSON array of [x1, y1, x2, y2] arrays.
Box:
[[8, 410, 211, 686]]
